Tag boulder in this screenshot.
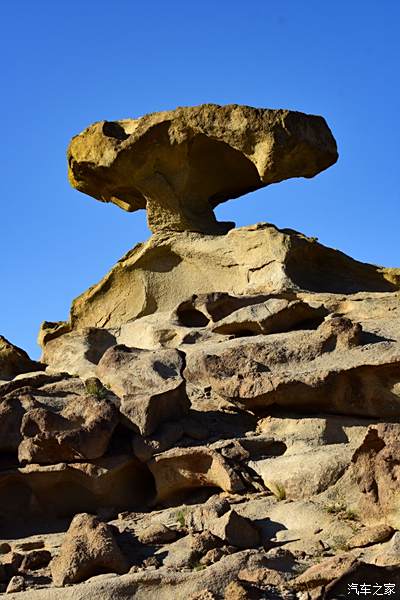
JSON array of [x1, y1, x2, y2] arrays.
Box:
[[210, 509, 260, 549], [96, 345, 189, 435], [347, 524, 394, 549], [68, 104, 337, 235], [0, 336, 41, 381], [148, 446, 244, 503], [18, 394, 119, 464], [292, 553, 358, 591], [41, 328, 116, 378], [51, 513, 128, 586], [137, 522, 178, 545]]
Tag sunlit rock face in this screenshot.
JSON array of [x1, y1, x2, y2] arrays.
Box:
[[2, 105, 400, 599], [68, 103, 338, 234]]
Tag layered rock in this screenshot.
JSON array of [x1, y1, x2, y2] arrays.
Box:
[[2, 104, 400, 599], [39, 223, 400, 350]]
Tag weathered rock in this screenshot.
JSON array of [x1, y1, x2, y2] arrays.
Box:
[[249, 443, 353, 499], [6, 575, 26, 593], [349, 424, 400, 527], [68, 104, 338, 235], [0, 393, 37, 452], [20, 549, 51, 571], [0, 550, 290, 599], [51, 513, 128, 586], [186, 496, 231, 532], [41, 328, 116, 378], [0, 455, 153, 517], [256, 413, 373, 454], [324, 562, 400, 599], [137, 522, 178, 545], [371, 531, 400, 566], [0, 336, 41, 381], [238, 566, 287, 587], [44, 224, 400, 343], [224, 581, 249, 600], [347, 524, 394, 549], [148, 446, 244, 503], [210, 509, 260, 549], [292, 553, 357, 590], [96, 345, 189, 435], [211, 298, 327, 336], [185, 317, 400, 418], [18, 395, 119, 464]]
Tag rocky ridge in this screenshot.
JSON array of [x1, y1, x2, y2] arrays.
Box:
[[1, 104, 400, 599]]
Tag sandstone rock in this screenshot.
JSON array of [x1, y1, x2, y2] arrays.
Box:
[[158, 529, 247, 570], [41, 328, 116, 378], [68, 104, 337, 235], [51, 513, 128, 586], [0, 336, 41, 381], [349, 424, 400, 527], [238, 566, 287, 587], [324, 562, 400, 599], [185, 317, 400, 418], [292, 553, 357, 590], [189, 591, 217, 600], [20, 549, 51, 571], [45, 224, 400, 343], [6, 575, 26, 593], [0, 393, 37, 452], [210, 509, 260, 549], [137, 522, 178, 545], [0, 455, 153, 517], [212, 298, 327, 336], [256, 413, 373, 454], [148, 446, 244, 503], [96, 345, 189, 435], [186, 496, 231, 532], [0, 550, 285, 599], [223, 581, 249, 600], [249, 443, 353, 499], [374, 531, 400, 566], [347, 524, 394, 549], [116, 310, 217, 351], [18, 395, 119, 463]]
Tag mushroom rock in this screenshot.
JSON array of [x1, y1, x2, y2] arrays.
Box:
[[68, 103, 338, 234]]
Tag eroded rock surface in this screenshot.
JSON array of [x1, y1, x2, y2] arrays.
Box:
[[51, 513, 128, 586], [68, 104, 338, 235], [2, 104, 400, 599]]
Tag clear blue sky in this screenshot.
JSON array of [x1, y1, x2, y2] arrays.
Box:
[[1, 1, 399, 359]]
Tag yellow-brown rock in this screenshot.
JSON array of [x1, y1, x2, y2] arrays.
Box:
[[68, 104, 338, 234]]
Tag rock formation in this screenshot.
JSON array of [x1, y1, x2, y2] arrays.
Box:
[[68, 104, 338, 234], [1, 104, 400, 599]]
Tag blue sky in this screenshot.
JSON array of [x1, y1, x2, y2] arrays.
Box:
[[1, 1, 399, 358]]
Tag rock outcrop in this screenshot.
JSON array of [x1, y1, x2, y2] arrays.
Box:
[[2, 104, 400, 598], [68, 104, 338, 234]]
